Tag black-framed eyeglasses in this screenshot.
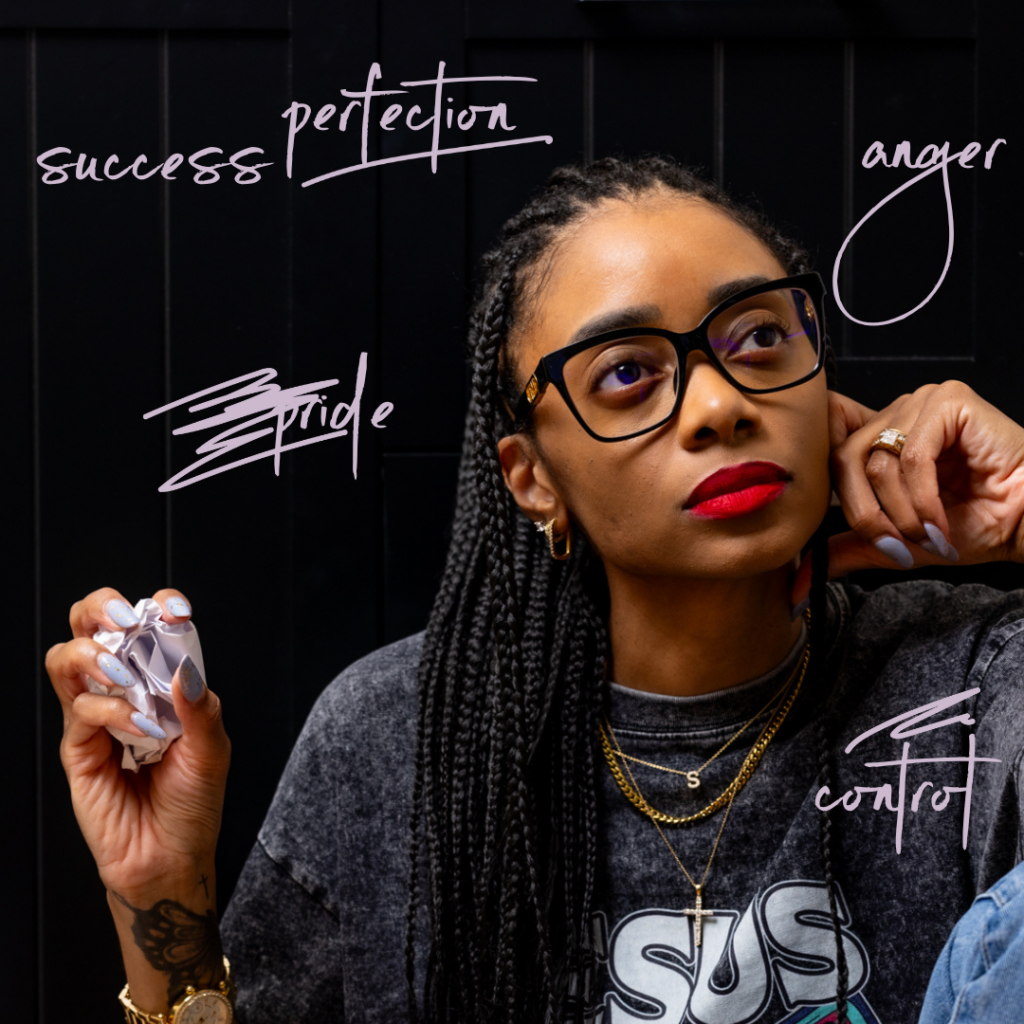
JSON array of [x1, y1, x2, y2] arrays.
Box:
[[510, 272, 827, 442]]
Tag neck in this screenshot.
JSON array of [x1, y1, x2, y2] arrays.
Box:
[[606, 563, 802, 697]]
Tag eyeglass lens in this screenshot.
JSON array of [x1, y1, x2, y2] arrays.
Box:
[[561, 286, 821, 439]]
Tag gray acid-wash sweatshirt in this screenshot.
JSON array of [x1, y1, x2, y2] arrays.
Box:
[[220, 580, 1024, 1024]]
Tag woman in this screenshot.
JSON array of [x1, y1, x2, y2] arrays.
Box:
[[46, 157, 1024, 1024]]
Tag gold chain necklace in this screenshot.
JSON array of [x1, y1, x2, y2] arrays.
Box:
[[599, 636, 810, 826], [607, 720, 737, 947], [608, 646, 805, 790]]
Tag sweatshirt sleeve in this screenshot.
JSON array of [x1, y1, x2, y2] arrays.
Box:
[[222, 840, 347, 1022], [219, 632, 424, 1023], [968, 613, 1024, 890]]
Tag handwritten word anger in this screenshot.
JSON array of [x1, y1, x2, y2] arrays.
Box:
[[832, 137, 1007, 327], [284, 60, 553, 187], [143, 354, 392, 492]]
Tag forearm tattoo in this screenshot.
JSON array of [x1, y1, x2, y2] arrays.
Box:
[[112, 890, 225, 1004]]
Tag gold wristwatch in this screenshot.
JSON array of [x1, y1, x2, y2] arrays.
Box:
[[118, 955, 236, 1024]]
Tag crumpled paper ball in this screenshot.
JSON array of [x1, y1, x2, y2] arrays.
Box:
[[89, 597, 206, 772]]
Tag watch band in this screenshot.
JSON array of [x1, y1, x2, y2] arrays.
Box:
[[118, 955, 235, 1024]]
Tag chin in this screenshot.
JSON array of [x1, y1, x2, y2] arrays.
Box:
[[678, 503, 825, 580], [590, 480, 831, 581], [605, 519, 809, 581]]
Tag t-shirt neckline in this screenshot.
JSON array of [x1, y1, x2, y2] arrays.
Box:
[[606, 620, 809, 736]]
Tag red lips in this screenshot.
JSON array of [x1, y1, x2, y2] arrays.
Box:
[[685, 461, 790, 519]]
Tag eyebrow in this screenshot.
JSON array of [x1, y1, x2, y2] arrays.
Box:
[[567, 304, 662, 346], [565, 276, 779, 346], [706, 275, 774, 309]]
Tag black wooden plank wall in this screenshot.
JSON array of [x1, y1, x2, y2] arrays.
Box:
[[3, 0, 1022, 1019]]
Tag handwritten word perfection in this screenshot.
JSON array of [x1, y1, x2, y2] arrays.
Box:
[[143, 354, 392, 492], [283, 60, 553, 187], [814, 688, 999, 854], [832, 137, 1007, 327]]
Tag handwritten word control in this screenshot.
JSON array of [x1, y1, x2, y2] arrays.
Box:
[[283, 60, 553, 186], [143, 353, 393, 492], [832, 138, 1007, 326], [815, 688, 999, 854]]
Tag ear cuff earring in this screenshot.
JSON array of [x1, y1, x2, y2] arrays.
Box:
[[534, 518, 571, 561]]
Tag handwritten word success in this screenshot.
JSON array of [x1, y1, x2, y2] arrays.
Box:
[[143, 353, 392, 492], [36, 146, 272, 185]]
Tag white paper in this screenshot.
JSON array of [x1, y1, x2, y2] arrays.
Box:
[[89, 598, 206, 772]]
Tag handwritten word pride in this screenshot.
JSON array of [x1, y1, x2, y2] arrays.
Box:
[[283, 60, 553, 187], [832, 137, 1007, 326], [143, 354, 392, 492], [815, 687, 999, 854]]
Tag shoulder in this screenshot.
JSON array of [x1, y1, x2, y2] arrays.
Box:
[[835, 578, 1024, 657], [840, 577, 1024, 627], [303, 630, 424, 743], [280, 630, 425, 790], [829, 578, 1024, 712], [256, 632, 424, 906]]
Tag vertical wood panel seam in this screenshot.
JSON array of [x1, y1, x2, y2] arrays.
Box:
[[970, 32, 977, 359], [374, 0, 386, 647], [583, 39, 593, 163], [161, 30, 172, 582], [712, 40, 723, 185], [285, 3, 295, 746], [841, 39, 854, 358], [28, 26, 42, 1024]]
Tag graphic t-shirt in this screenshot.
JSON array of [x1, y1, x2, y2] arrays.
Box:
[[221, 581, 1024, 1023]]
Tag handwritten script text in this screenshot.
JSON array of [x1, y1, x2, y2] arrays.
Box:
[[143, 353, 392, 491], [832, 137, 1007, 326], [283, 60, 553, 186], [815, 687, 999, 853]]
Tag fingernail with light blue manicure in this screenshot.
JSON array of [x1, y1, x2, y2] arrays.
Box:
[[105, 599, 139, 628], [922, 522, 960, 562], [131, 712, 167, 740], [790, 597, 810, 621], [97, 652, 138, 689], [178, 655, 206, 703], [875, 536, 914, 568], [166, 597, 191, 618]]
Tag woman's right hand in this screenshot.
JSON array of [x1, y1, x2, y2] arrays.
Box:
[[45, 587, 231, 902]]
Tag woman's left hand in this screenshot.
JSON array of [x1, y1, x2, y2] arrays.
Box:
[[792, 381, 1024, 605]]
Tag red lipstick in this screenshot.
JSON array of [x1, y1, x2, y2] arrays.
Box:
[[685, 461, 789, 519]]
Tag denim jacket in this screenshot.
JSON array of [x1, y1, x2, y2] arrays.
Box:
[[919, 858, 1024, 1024]]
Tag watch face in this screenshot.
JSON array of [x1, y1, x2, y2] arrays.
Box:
[[175, 990, 233, 1024]]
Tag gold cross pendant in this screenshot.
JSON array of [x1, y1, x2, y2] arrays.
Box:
[[683, 885, 714, 947]]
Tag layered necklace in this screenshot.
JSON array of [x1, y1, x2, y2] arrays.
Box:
[[600, 620, 811, 945]]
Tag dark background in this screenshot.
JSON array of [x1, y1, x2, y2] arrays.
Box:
[[3, 0, 1021, 1018]]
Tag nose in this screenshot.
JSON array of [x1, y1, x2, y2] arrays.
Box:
[[673, 351, 763, 449]]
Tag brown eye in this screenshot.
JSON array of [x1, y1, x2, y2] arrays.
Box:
[[749, 325, 784, 349], [713, 319, 791, 360]]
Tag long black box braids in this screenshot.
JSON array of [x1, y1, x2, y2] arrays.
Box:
[[404, 155, 847, 1024]]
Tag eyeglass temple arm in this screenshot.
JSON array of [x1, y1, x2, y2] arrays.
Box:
[[511, 361, 552, 431]]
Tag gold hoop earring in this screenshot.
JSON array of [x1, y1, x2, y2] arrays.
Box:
[[535, 518, 571, 561]]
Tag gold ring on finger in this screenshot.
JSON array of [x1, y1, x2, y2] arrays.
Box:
[[870, 428, 908, 456]]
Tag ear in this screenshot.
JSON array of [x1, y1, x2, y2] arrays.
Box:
[[497, 433, 568, 531]]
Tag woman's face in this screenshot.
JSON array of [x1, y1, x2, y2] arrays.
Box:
[[498, 193, 832, 584]]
